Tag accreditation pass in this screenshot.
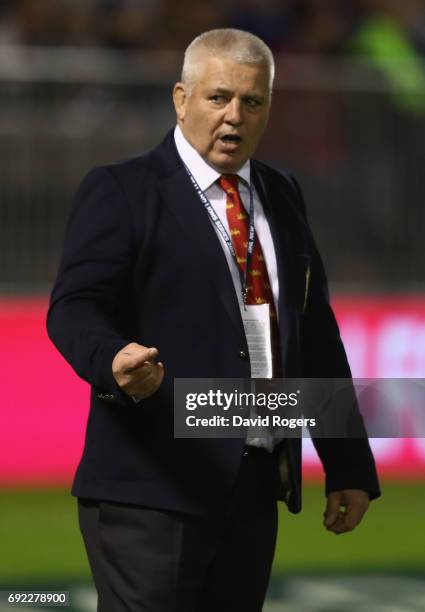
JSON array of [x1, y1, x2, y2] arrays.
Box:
[[242, 303, 272, 378]]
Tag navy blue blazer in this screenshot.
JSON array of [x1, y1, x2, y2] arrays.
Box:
[[47, 130, 380, 515]]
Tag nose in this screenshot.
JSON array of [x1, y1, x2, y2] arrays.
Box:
[[224, 98, 243, 126]]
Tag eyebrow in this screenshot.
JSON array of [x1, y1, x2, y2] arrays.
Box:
[[208, 87, 232, 95], [209, 87, 265, 100]]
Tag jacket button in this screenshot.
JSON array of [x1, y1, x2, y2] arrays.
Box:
[[239, 350, 248, 360]]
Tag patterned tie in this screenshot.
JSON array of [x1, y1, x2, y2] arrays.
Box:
[[218, 174, 282, 377]]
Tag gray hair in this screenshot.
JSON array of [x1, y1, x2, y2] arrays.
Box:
[[181, 29, 275, 95]]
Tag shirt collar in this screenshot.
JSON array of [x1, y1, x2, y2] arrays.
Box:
[[174, 125, 251, 191]]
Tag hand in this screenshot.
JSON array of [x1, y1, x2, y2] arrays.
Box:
[[323, 489, 369, 535], [112, 342, 164, 401]]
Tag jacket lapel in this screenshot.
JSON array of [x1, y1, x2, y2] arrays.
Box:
[[155, 135, 245, 335], [252, 163, 311, 372]]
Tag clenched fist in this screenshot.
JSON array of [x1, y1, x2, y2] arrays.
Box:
[[112, 342, 164, 401]]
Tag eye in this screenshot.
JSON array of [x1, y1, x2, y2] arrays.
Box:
[[244, 97, 261, 109], [209, 95, 227, 104]]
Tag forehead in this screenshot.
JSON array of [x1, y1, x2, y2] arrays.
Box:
[[194, 54, 269, 94]]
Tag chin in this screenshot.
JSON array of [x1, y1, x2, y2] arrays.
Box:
[[210, 155, 243, 174]]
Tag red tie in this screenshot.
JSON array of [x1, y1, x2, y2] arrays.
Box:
[[218, 174, 282, 377]]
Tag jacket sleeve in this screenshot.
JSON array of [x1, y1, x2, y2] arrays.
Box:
[[46, 166, 136, 406], [291, 175, 381, 501]]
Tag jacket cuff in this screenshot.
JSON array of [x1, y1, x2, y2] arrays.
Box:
[[325, 470, 381, 501], [94, 338, 137, 408]]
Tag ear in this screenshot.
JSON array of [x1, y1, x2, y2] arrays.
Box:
[[173, 82, 187, 122]]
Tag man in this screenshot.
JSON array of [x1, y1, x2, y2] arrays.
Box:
[[47, 29, 380, 612]]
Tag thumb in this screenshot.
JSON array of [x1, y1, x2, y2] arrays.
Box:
[[122, 346, 158, 372], [324, 493, 342, 528], [146, 347, 159, 362]]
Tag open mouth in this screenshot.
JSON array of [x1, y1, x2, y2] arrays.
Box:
[[219, 134, 242, 144]]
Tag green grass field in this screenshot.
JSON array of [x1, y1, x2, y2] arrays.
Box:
[[0, 482, 424, 584]]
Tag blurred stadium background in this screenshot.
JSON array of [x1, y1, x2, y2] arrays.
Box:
[[1, 0, 425, 610]]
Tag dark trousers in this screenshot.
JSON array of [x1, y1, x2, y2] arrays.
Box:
[[77, 447, 281, 612]]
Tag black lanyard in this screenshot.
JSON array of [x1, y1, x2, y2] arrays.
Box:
[[184, 164, 256, 305]]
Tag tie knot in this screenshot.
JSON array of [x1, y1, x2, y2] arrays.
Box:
[[218, 174, 239, 196]]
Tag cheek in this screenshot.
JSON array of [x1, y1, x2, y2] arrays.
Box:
[[203, 120, 222, 149], [249, 119, 268, 143]]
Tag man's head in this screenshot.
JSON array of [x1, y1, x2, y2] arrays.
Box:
[[173, 29, 275, 174]]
